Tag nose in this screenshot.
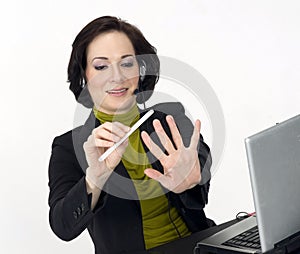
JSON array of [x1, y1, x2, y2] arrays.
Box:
[[110, 63, 124, 84]]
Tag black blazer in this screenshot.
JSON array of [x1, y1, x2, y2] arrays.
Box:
[[48, 102, 213, 254]]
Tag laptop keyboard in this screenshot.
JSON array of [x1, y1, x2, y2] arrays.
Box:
[[222, 226, 261, 250]]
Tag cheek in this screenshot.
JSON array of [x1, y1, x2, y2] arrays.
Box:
[[89, 75, 107, 88], [123, 66, 139, 85], [127, 76, 139, 88], [87, 84, 107, 107], [85, 67, 94, 82], [85, 64, 109, 85], [86, 69, 108, 88], [125, 68, 139, 87], [86, 71, 107, 102]]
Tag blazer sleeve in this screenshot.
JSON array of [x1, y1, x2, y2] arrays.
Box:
[[48, 132, 107, 241]]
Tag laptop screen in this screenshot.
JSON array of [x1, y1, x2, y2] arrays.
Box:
[[245, 114, 300, 252]]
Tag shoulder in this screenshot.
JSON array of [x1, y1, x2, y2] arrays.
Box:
[[50, 125, 87, 172], [51, 129, 76, 154], [51, 111, 96, 150]]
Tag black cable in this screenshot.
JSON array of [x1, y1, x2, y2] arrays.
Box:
[[141, 90, 146, 110], [167, 193, 182, 239], [236, 211, 251, 220]]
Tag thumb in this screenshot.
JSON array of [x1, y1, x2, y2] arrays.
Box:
[[144, 168, 170, 190], [115, 139, 129, 155], [144, 168, 163, 180]]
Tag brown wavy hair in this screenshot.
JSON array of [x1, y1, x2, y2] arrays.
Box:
[[67, 16, 160, 107]]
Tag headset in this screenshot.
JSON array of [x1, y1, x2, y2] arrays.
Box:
[[139, 60, 146, 82], [134, 60, 147, 108]]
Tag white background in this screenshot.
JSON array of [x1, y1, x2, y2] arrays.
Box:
[[1, 0, 300, 253]]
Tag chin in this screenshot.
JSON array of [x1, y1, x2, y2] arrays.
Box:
[[101, 99, 136, 114]]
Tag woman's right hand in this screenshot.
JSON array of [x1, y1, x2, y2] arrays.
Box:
[[83, 122, 130, 190]]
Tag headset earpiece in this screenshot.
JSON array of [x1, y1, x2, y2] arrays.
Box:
[[136, 60, 147, 108], [139, 60, 146, 82]]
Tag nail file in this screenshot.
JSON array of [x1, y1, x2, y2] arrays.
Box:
[[98, 109, 154, 162]]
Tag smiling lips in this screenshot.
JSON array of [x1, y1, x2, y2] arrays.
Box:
[[106, 88, 129, 97]]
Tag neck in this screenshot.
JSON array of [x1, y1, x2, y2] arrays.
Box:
[[93, 104, 140, 127]]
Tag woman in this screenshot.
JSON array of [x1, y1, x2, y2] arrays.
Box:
[[48, 16, 213, 254]]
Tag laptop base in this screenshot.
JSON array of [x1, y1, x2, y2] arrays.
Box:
[[195, 216, 260, 254]]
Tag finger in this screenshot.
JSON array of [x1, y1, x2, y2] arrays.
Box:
[[93, 125, 128, 143], [152, 119, 176, 154], [144, 168, 163, 180], [109, 139, 129, 161], [93, 129, 121, 143], [111, 121, 131, 134], [144, 168, 170, 187], [99, 122, 130, 138], [94, 139, 115, 148], [141, 131, 167, 162], [144, 169, 173, 191], [84, 134, 114, 150], [115, 138, 129, 154], [189, 119, 201, 150], [166, 115, 183, 149]]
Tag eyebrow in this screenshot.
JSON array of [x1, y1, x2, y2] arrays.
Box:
[[91, 54, 134, 62]]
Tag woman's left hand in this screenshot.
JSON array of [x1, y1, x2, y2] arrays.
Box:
[[141, 115, 202, 193]]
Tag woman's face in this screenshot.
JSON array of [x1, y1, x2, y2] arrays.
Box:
[[85, 31, 139, 114]]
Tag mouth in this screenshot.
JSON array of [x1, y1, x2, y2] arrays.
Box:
[[106, 87, 129, 97]]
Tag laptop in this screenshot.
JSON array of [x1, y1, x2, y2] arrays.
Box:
[[196, 114, 300, 253]]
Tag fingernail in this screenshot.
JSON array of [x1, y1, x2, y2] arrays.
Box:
[[153, 119, 159, 125], [142, 131, 149, 142], [167, 115, 174, 121]]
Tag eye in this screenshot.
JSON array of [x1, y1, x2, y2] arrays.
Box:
[[121, 62, 134, 68], [94, 65, 108, 71]]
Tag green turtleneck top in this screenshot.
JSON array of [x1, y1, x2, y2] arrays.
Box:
[[93, 105, 191, 249]]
